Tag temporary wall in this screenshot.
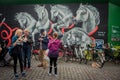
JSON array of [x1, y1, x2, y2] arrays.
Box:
[[108, 3, 120, 46]]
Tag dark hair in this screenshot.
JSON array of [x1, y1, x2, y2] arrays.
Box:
[[40, 29, 45, 34]]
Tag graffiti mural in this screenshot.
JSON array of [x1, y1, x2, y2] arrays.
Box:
[[50, 5, 74, 34], [0, 14, 18, 46], [95, 39, 104, 49], [75, 4, 100, 35], [0, 3, 108, 49]]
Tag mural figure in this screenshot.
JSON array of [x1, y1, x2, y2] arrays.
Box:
[[15, 12, 36, 42], [15, 5, 51, 42], [0, 4, 103, 55], [15, 12, 36, 32], [75, 4, 100, 33], [50, 5, 74, 34], [34, 5, 51, 34]]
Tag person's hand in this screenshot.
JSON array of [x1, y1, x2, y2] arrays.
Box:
[[18, 37, 23, 42], [23, 37, 28, 42], [39, 38, 43, 41]]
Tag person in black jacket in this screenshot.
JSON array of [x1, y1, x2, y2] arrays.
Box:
[[23, 29, 33, 71], [37, 29, 49, 69]]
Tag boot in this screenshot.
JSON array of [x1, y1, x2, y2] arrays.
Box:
[[48, 66, 52, 75], [54, 67, 57, 75]]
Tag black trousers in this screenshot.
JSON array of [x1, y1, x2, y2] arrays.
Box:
[[49, 57, 58, 74], [13, 46, 23, 74]]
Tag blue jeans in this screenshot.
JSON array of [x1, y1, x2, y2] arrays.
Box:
[[23, 47, 31, 68]]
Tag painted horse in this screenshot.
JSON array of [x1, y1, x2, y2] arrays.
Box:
[[15, 5, 51, 42], [75, 4, 100, 34], [50, 4, 74, 34]]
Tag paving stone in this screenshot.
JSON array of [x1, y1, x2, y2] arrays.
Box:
[[0, 57, 120, 80]]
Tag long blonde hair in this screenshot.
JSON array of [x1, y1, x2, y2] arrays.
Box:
[[15, 29, 23, 36], [24, 28, 29, 32]]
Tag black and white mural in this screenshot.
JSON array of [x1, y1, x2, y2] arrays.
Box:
[[0, 3, 108, 50]]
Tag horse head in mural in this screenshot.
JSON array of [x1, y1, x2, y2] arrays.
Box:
[[50, 4, 73, 34], [15, 12, 37, 42], [75, 4, 100, 33], [34, 5, 50, 31], [15, 5, 51, 42], [15, 12, 36, 32]]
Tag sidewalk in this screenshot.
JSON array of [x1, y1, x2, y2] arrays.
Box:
[[0, 57, 120, 80]]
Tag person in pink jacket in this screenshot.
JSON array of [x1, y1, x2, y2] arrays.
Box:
[[48, 32, 62, 76]]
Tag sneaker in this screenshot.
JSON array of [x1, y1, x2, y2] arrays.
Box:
[[48, 72, 52, 76], [22, 72, 26, 77], [54, 74, 58, 77]]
